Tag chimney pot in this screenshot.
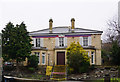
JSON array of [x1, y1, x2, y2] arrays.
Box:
[[71, 18, 75, 22], [71, 18, 75, 32], [49, 19, 53, 22], [49, 19, 53, 33]]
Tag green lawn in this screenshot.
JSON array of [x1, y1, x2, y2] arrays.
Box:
[[87, 78, 120, 82], [111, 78, 120, 82], [98, 78, 120, 82]]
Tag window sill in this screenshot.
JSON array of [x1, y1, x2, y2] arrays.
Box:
[[42, 63, 46, 65], [82, 46, 96, 49], [32, 46, 48, 50], [55, 46, 67, 48], [91, 63, 95, 65], [54, 46, 67, 50]]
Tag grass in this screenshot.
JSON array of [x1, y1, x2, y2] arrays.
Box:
[[24, 74, 43, 80], [111, 78, 120, 82], [85, 78, 120, 82], [95, 78, 120, 82], [31, 75, 43, 79]]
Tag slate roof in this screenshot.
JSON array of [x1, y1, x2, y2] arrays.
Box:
[[29, 26, 103, 36]]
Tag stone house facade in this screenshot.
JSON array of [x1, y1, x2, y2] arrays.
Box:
[[29, 18, 103, 66]]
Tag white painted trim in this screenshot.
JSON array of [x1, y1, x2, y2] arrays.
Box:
[[33, 38, 36, 47], [40, 38, 44, 47], [88, 36, 91, 46], [91, 52, 95, 64], [42, 53, 46, 65], [79, 37, 83, 46], [56, 37, 59, 47], [64, 37, 67, 46]]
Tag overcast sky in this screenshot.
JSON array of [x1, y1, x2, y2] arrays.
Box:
[[0, 0, 119, 39]]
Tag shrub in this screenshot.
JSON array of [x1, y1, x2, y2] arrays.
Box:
[[110, 41, 120, 65], [67, 42, 90, 74], [67, 67, 74, 74], [118, 66, 120, 77], [28, 55, 39, 68], [3, 65, 15, 71], [89, 65, 95, 70], [28, 67, 35, 72]]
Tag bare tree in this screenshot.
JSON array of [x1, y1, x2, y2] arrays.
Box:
[[105, 16, 120, 44], [101, 16, 120, 65]]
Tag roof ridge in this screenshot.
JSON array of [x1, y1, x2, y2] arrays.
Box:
[[75, 27, 102, 32], [29, 28, 49, 33], [53, 26, 70, 28], [29, 26, 70, 33], [29, 26, 103, 33]]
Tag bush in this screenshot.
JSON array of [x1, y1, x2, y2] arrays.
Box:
[[3, 65, 15, 71], [117, 66, 120, 77], [110, 41, 120, 65], [67, 67, 74, 74], [28, 55, 39, 68], [89, 65, 95, 70], [28, 67, 35, 72], [67, 42, 90, 74]]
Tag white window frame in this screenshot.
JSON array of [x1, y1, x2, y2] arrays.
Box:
[[59, 37, 64, 47], [80, 37, 83, 46], [91, 51, 94, 64], [83, 37, 88, 46], [42, 53, 46, 65], [88, 36, 91, 46], [36, 38, 41, 47], [34, 52, 40, 64]]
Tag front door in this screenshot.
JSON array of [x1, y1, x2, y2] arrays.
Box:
[[57, 52, 65, 65]]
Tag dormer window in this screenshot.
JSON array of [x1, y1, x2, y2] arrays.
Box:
[[59, 37, 64, 47]]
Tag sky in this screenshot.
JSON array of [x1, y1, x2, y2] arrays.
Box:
[[0, 0, 119, 39]]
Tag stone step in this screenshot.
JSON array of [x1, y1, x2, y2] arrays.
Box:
[[50, 77, 66, 81], [54, 65, 66, 72], [52, 72, 65, 75], [51, 65, 66, 81]]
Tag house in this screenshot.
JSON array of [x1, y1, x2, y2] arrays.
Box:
[[29, 18, 103, 66]]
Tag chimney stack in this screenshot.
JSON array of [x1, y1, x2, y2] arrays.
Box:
[[71, 18, 75, 32], [49, 18, 53, 33]]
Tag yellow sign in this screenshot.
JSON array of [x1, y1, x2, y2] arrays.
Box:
[[46, 66, 52, 75]]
